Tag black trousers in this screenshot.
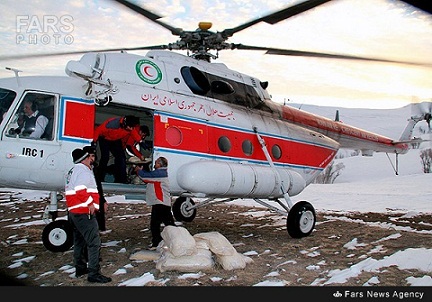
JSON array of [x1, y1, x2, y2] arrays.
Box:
[[150, 204, 175, 246], [68, 212, 101, 277], [97, 137, 127, 183], [95, 197, 106, 231], [92, 164, 107, 231]]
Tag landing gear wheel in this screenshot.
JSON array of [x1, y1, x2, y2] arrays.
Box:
[[172, 197, 196, 222], [287, 200, 316, 238], [42, 220, 73, 252]]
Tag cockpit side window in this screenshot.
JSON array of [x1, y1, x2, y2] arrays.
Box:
[[181, 66, 268, 111], [0, 88, 16, 124], [5, 91, 56, 140], [181, 66, 211, 95]]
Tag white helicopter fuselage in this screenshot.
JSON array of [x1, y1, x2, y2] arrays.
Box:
[[0, 50, 341, 199]]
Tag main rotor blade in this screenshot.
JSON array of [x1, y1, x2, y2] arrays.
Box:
[[0, 45, 169, 61], [222, 0, 332, 37], [400, 0, 432, 14], [113, 0, 183, 36], [232, 44, 432, 67]]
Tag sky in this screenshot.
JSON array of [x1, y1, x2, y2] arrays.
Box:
[[0, 0, 431, 109], [2, 103, 432, 286]]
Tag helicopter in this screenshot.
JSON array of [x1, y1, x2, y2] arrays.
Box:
[[0, 0, 431, 253]]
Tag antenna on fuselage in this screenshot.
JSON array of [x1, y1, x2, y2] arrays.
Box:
[[5, 67, 22, 86]]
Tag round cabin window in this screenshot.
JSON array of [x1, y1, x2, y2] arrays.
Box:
[[272, 144, 282, 159], [166, 126, 183, 146], [218, 136, 231, 153], [242, 140, 253, 156]]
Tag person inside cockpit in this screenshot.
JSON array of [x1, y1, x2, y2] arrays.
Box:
[[9, 99, 49, 139]]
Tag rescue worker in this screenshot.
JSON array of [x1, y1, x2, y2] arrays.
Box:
[[65, 147, 112, 283], [93, 115, 140, 183], [123, 124, 151, 161], [83, 145, 108, 232], [134, 156, 175, 249]]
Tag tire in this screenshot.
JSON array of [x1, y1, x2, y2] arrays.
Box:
[[172, 197, 196, 222], [42, 220, 73, 252], [286, 200, 316, 238]]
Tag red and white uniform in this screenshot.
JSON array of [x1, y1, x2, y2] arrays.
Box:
[[122, 125, 143, 158], [137, 167, 170, 206], [65, 163, 100, 214], [93, 116, 140, 142]]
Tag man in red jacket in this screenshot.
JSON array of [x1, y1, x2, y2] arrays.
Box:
[[123, 124, 150, 161], [93, 115, 140, 183], [83, 145, 108, 232], [65, 147, 112, 283]]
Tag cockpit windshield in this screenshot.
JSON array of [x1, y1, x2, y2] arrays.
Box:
[[0, 88, 16, 124]]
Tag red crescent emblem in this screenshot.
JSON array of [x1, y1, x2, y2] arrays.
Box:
[[143, 65, 153, 77]]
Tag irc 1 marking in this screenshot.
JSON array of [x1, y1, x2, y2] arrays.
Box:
[[22, 147, 44, 158]]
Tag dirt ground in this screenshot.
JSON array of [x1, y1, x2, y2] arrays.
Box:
[[1, 190, 432, 288]]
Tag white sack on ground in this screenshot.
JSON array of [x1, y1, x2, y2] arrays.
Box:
[[129, 250, 160, 261], [216, 253, 253, 270], [193, 231, 237, 256], [193, 231, 254, 270], [155, 248, 214, 273], [161, 225, 197, 257], [194, 238, 210, 250], [156, 227, 253, 272]]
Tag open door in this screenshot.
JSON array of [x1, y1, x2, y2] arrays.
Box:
[[93, 103, 154, 190]]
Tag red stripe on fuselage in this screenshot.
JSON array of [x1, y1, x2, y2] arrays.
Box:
[[281, 106, 394, 145], [153, 114, 337, 169]]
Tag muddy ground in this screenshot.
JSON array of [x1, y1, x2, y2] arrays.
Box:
[[1, 190, 432, 288]]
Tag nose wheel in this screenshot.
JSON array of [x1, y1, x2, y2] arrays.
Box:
[[42, 220, 73, 252], [286, 200, 316, 238]]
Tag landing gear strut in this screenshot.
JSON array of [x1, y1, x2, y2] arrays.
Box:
[[253, 198, 316, 238], [41, 191, 74, 252], [254, 128, 316, 238]]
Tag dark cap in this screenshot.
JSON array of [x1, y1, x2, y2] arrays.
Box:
[[72, 148, 88, 164], [123, 115, 139, 128], [83, 145, 96, 155]]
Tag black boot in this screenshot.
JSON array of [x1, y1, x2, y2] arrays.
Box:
[[88, 273, 112, 283], [75, 267, 89, 278]]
